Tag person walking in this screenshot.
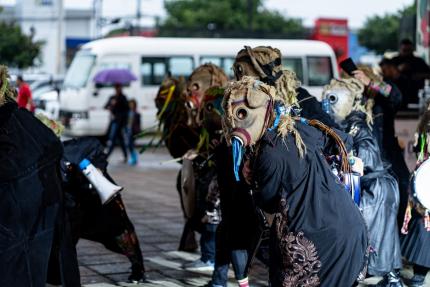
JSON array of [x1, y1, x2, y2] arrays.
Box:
[[105, 83, 129, 162], [126, 99, 141, 165], [16, 75, 35, 112]]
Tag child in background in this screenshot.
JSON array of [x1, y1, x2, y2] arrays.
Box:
[[126, 99, 141, 165]]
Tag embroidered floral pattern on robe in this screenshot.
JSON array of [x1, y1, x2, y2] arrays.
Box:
[[275, 199, 321, 287]]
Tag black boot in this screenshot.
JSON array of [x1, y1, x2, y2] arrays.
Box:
[[373, 271, 403, 287], [128, 263, 147, 284]]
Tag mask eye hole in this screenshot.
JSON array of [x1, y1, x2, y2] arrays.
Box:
[[206, 103, 214, 112], [234, 65, 244, 80], [192, 83, 199, 91], [328, 93, 338, 104], [236, 108, 248, 120]]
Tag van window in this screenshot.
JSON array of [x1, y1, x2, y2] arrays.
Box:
[[64, 51, 95, 88], [307, 56, 333, 86], [283, 57, 303, 82], [200, 57, 235, 78], [98, 62, 131, 70], [141, 57, 193, 85], [169, 57, 193, 78]]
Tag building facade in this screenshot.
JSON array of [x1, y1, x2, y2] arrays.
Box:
[[0, 0, 93, 75]]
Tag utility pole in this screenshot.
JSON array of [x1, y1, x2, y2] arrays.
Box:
[[93, 0, 103, 38], [56, 0, 64, 75], [136, 0, 142, 36]]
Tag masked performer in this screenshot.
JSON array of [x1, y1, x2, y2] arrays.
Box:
[[401, 105, 430, 287], [0, 66, 80, 287], [323, 78, 403, 286], [37, 115, 146, 283], [222, 76, 368, 287], [352, 68, 410, 230], [155, 64, 228, 257], [62, 137, 146, 283], [194, 87, 259, 287], [181, 65, 229, 270]]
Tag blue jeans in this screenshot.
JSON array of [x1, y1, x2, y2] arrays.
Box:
[[211, 249, 248, 286], [106, 121, 127, 159], [200, 223, 217, 263]]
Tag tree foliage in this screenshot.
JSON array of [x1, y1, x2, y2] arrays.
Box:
[[358, 3, 416, 53], [159, 0, 306, 38], [0, 21, 43, 69]]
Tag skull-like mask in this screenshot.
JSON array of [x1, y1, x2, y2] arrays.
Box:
[[322, 78, 365, 125]]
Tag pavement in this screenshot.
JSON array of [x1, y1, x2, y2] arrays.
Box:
[[73, 147, 430, 287]]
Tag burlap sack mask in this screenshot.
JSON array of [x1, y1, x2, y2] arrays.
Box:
[[223, 76, 307, 181], [233, 46, 299, 106], [222, 76, 276, 147], [186, 63, 229, 109], [322, 78, 371, 125]]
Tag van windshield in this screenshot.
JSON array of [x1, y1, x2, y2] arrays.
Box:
[[64, 51, 96, 88]]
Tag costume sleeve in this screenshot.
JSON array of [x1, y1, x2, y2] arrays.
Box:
[[253, 147, 284, 214], [352, 126, 382, 173]]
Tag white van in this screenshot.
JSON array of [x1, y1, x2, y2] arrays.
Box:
[[59, 37, 338, 137]]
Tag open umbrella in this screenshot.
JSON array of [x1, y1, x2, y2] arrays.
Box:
[[93, 68, 137, 85]]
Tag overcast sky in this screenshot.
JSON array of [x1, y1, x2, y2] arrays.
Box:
[[1, 0, 414, 28]]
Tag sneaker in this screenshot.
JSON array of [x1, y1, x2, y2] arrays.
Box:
[[372, 271, 404, 287], [404, 274, 426, 287], [183, 259, 215, 271]]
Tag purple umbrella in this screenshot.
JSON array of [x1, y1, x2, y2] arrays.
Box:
[[93, 68, 137, 85]]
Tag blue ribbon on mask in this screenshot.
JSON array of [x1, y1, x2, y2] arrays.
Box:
[[269, 103, 288, 131], [321, 98, 331, 115], [232, 137, 244, 182]]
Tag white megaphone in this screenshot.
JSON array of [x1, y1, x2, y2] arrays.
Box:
[[79, 158, 123, 204]]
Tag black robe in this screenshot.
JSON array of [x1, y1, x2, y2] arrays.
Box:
[[0, 102, 80, 287], [253, 123, 368, 287], [60, 137, 145, 280], [344, 112, 402, 276]]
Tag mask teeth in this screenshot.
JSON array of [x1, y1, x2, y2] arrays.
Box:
[[232, 136, 244, 182]]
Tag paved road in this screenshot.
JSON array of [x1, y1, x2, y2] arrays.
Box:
[[74, 148, 429, 287]]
